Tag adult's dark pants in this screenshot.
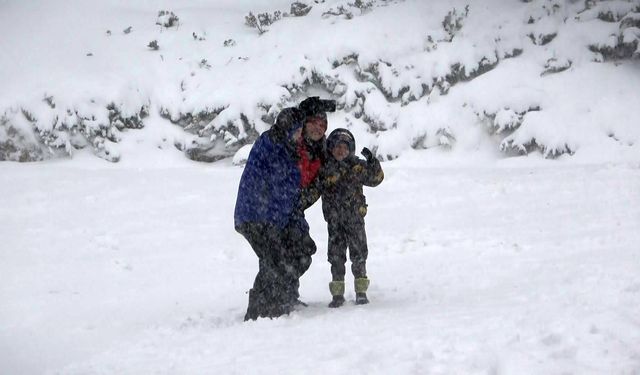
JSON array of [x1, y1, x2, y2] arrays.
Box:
[[238, 223, 292, 321], [282, 225, 316, 300], [327, 218, 368, 281]]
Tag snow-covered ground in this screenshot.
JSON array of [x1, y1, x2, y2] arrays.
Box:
[[2, 153, 639, 374]]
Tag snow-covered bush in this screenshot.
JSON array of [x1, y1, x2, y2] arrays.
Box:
[[0, 112, 43, 162], [108, 103, 148, 131], [350, 0, 374, 13], [0, 97, 152, 162], [199, 59, 211, 69], [480, 107, 542, 135], [322, 5, 354, 19], [245, 11, 283, 34], [192, 32, 206, 41], [159, 107, 224, 137], [157, 105, 259, 162], [576, 0, 639, 22], [585, 1, 640, 60], [541, 56, 572, 75], [322, 0, 384, 19], [147, 40, 159, 50], [290, 2, 313, 16], [156, 10, 179, 29], [499, 110, 576, 158], [442, 5, 469, 42]]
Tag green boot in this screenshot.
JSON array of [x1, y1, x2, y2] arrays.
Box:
[[354, 277, 370, 305], [328, 281, 345, 308]]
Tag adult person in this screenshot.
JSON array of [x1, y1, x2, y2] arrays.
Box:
[[234, 107, 308, 321], [281, 97, 335, 305]]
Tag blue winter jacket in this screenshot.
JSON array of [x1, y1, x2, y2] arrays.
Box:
[[234, 130, 307, 231]]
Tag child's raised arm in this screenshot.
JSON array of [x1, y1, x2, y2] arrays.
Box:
[[358, 147, 384, 187]]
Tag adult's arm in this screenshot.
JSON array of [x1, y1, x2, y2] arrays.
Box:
[[299, 177, 322, 211]]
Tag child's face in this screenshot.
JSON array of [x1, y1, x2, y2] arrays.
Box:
[[331, 142, 350, 161]]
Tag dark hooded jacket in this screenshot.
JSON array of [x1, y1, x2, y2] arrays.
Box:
[[320, 129, 384, 223]]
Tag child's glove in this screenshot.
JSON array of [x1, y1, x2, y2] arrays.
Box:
[[361, 147, 375, 163]]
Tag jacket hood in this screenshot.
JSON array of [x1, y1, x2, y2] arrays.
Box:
[[271, 107, 305, 143], [327, 128, 356, 156]]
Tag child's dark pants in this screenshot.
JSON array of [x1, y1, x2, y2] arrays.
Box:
[[327, 218, 368, 281]]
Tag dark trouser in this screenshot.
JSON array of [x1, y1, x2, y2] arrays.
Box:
[[238, 223, 315, 321], [238, 223, 294, 321], [281, 225, 316, 300], [327, 219, 368, 281]]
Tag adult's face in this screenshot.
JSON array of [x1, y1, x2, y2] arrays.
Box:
[[305, 116, 327, 141]]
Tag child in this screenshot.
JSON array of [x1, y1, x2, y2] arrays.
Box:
[[320, 128, 384, 307]]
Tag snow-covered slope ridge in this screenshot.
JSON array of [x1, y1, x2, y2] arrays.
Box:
[[1, 0, 639, 162]]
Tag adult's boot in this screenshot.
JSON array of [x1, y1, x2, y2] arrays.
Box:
[[244, 289, 260, 321]]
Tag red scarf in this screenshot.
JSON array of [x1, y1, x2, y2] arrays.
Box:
[[297, 139, 321, 188]]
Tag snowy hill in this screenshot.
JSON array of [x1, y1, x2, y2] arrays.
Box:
[[1, 0, 639, 163]]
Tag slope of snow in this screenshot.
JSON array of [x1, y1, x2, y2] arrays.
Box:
[[1, 156, 639, 374]]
